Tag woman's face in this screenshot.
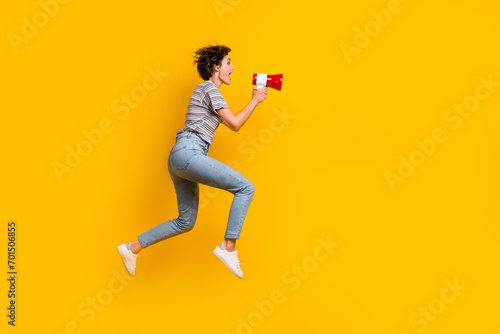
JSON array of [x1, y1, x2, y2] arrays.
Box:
[[217, 55, 235, 85]]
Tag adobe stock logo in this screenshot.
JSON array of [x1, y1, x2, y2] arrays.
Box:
[[52, 65, 168, 182], [47, 267, 135, 334], [213, 0, 243, 21], [223, 235, 340, 334], [398, 277, 466, 334], [8, 0, 72, 54], [385, 74, 498, 192], [340, 0, 415, 64]]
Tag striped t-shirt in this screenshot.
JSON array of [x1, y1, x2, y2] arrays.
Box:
[[176, 80, 229, 145]]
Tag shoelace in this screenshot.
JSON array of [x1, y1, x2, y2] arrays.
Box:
[[232, 251, 241, 269]]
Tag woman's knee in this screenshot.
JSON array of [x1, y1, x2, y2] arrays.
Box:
[[177, 208, 198, 232], [176, 216, 196, 232], [242, 180, 255, 196]]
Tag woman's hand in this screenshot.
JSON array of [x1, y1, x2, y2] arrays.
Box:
[[252, 87, 268, 103]]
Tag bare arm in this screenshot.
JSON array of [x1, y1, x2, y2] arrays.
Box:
[[218, 87, 267, 132]]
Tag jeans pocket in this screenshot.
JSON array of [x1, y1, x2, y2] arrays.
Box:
[[170, 144, 190, 170]]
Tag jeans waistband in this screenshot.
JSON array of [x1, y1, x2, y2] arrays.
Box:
[[176, 131, 210, 147]]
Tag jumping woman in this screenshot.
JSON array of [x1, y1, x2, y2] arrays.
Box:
[[117, 44, 267, 278]]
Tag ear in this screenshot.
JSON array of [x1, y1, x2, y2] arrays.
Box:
[[213, 63, 221, 72]]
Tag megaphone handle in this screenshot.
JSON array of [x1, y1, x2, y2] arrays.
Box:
[[256, 85, 264, 89]]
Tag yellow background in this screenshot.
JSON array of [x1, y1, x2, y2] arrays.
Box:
[[2, 0, 500, 333]]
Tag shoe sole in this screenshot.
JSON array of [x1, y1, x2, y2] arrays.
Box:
[[117, 244, 136, 276], [213, 246, 243, 278]]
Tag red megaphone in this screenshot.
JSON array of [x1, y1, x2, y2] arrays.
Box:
[[252, 73, 283, 91]]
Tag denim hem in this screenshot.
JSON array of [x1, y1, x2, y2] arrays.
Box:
[[137, 235, 147, 248]]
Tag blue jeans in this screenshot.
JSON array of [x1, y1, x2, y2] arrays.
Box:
[[137, 131, 255, 248]]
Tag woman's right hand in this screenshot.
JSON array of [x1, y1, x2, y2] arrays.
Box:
[[252, 87, 268, 103]]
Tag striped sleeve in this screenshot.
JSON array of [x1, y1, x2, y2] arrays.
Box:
[[206, 85, 229, 114]]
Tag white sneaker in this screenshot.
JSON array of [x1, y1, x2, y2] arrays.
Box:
[[117, 242, 138, 276], [213, 241, 244, 278]]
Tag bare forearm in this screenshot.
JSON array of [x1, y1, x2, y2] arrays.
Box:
[[218, 87, 267, 131], [233, 99, 259, 131]]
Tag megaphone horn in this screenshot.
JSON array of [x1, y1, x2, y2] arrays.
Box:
[[252, 73, 283, 91]]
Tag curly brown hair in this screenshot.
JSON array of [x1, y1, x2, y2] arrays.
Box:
[[192, 44, 231, 80]]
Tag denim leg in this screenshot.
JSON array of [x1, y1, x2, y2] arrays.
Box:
[[174, 153, 255, 240], [137, 132, 255, 247], [137, 152, 199, 248]]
